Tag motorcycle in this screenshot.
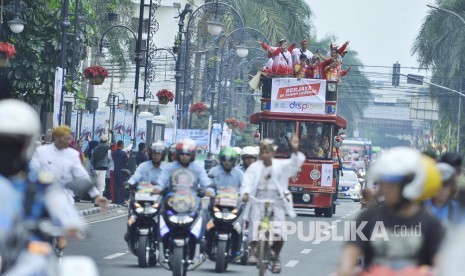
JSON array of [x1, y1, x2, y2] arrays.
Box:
[[206, 187, 244, 273], [126, 181, 162, 267], [158, 169, 206, 276], [0, 219, 98, 276]]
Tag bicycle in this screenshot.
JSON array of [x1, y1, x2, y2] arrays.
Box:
[[249, 195, 277, 276]]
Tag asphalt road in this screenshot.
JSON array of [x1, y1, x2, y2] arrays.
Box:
[[67, 200, 361, 276]]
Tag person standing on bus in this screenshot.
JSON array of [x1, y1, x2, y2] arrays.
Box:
[[292, 39, 313, 65]]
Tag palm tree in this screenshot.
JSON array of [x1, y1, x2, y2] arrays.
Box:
[[412, 0, 465, 153], [221, 0, 313, 44]]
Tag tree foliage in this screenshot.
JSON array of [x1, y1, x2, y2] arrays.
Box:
[[0, 0, 135, 112], [412, 0, 465, 154]]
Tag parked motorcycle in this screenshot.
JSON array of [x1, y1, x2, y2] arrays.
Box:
[[159, 169, 206, 276], [126, 181, 162, 267], [206, 187, 244, 272]]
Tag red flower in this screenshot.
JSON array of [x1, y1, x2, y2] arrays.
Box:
[[0, 42, 16, 59], [225, 118, 240, 128], [156, 89, 175, 101], [83, 65, 109, 79], [238, 121, 247, 131], [190, 102, 209, 114]]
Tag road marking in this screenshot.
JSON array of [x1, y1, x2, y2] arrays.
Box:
[[285, 260, 299, 267], [300, 249, 312, 254], [103, 253, 126, 260], [312, 240, 321, 245], [88, 214, 128, 224]]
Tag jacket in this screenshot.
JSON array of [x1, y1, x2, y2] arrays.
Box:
[[91, 142, 110, 170]]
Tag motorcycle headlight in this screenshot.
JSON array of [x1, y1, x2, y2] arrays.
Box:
[[169, 215, 194, 225], [135, 207, 144, 213], [214, 212, 223, 219], [223, 212, 237, 220], [144, 207, 157, 215]]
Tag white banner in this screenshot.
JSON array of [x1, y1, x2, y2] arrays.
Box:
[[221, 124, 231, 148], [136, 113, 152, 146], [53, 67, 63, 128], [113, 109, 126, 142], [93, 111, 107, 141], [271, 78, 326, 114], [210, 124, 222, 154], [321, 164, 333, 187], [124, 111, 134, 147]]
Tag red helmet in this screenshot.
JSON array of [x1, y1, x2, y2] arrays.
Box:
[[176, 138, 197, 162]]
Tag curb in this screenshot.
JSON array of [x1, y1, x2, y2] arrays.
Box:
[[78, 204, 125, 217]]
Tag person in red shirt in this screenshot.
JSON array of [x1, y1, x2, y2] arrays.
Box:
[[259, 40, 296, 75], [306, 55, 334, 79]]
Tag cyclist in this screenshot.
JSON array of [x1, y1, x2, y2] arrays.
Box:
[[238, 146, 259, 173], [337, 147, 444, 276], [205, 147, 244, 259], [241, 136, 305, 273], [124, 141, 167, 248]]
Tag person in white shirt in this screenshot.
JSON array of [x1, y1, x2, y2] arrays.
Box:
[[241, 136, 305, 273], [30, 125, 109, 210], [292, 39, 313, 65]]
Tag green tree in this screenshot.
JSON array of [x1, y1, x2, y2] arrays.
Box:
[[221, 0, 313, 44], [412, 0, 465, 154]]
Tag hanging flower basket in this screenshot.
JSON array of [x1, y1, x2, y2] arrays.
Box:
[[0, 41, 16, 68], [225, 118, 239, 129], [190, 102, 209, 115], [156, 89, 174, 105], [84, 65, 109, 85], [237, 121, 247, 132], [89, 76, 105, 85]]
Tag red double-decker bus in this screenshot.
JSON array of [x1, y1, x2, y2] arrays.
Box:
[[250, 77, 346, 217]]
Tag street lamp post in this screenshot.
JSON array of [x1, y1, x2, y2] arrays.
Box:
[[427, 4, 465, 153], [58, 0, 70, 126]]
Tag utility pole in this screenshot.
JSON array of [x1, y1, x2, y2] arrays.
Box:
[[58, 0, 70, 125]]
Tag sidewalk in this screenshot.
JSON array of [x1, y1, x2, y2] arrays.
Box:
[[75, 200, 126, 217]]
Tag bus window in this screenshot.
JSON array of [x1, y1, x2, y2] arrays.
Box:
[[299, 122, 333, 160], [262, 121, 296, 157]]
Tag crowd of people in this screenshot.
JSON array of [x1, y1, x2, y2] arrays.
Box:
[[1, 97, 465, 275], [259, 38, 351, 83]]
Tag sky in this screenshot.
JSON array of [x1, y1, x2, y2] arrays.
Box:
[[306, 0, 432, 77]]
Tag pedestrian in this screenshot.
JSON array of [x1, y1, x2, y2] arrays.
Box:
[[135, 142, 148, 166], [292, 38, 313, 65], [91, 134, 110, 200], [113, 140, 129, 205]]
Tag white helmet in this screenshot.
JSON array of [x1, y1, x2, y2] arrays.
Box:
[[0, 99, 40, 160], [233, 147, 242, 156], [366, 147, 426, 201], [437, 162, 456, 183], [241, 146, 258, 159]]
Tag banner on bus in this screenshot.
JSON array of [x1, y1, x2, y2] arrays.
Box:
[[270, 78, 326, 114]]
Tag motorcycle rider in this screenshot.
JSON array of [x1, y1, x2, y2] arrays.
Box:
[[242, 136, 305, 273], [206, 147, 244, 259], [167, 143, 177, 162], [238, 146, 258, 172], [337, 147, 444, 276], [124, 141, 167, 249], [0, 99, 87, 275], [154, 138, 213, 262]]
